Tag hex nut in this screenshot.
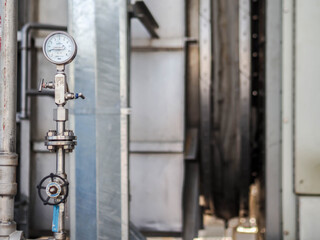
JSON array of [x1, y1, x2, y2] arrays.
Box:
[[53, 108, 69, 121], [47, 130, 56, 137]]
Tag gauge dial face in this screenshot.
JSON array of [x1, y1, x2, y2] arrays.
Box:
[[43, 31, 77, 65]]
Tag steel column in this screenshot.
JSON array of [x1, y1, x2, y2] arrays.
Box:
[[69, 0, 130, 239]]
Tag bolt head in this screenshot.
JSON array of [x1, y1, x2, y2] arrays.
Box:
[[49, 186, 59, 194], [47, 130, 56, 137]]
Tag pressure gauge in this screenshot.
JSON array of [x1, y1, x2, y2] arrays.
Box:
[[43, 31, 77, 65]]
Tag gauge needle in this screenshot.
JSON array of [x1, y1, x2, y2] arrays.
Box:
[[49, 46, 65, 51]]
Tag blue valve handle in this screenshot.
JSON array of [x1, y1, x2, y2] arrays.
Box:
[[75, 92, 85, 99], [52, 205, 59, 233]]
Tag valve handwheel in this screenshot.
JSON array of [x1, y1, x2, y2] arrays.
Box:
[[37, 173, 69, 206]]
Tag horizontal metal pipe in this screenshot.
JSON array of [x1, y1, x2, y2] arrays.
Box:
[[26, 89, 54, 97], [20, 23, 67, 119]]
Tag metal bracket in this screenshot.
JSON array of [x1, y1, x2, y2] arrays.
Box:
[[128, 1, 159, 38]]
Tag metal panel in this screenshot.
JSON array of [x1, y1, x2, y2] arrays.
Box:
[[265, 0, 282, 239], [295, 0, 320, 194], [129, 0, 185, 233], [282, 0, 296, 238], [69, 0, 98, 238], [38, 0, 68, 25], [130, 51, 185, 150], [130, 153, 184, 232], [299, 196, 320, 240]]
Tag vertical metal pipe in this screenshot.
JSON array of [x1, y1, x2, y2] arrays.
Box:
[[56, 121, 66, 175], [0, 0, 18, 237], [56, 148, 65, 175], [55, 110, 66, 240]]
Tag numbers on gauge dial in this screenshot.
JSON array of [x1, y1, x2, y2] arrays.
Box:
[[44, 33, 76, 64]]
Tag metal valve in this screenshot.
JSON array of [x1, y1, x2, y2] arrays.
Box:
[[65, 92, 86, 100], [38, 78, 54, 92], [37, 173, 69, 206]]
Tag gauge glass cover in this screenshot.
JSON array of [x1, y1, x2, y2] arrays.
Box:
[[43, 32, 77, 65]]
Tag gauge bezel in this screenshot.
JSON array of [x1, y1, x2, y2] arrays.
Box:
[[43, 31, 77, 65]]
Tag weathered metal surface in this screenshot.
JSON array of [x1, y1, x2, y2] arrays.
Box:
[[199, 0, 212, 209], [69, 0, 130, 239], [299, 197, 320, 239], [282, 0, 296, 239], [130, 51, 185, 150], [130, 153, 184, 232], [295, 0, 320, 195], [265, 0, 282, 239], [129, 0, 185, 233], [211, 0, 240, 220], [0, 0, 18, 236]]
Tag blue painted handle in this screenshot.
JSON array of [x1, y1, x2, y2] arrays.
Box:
[[52, 205, 59, 233]]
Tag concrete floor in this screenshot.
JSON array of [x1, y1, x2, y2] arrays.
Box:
[[147, 215, 258, 240]]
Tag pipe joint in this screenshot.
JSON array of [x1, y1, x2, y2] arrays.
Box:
[[0, 153, 18, 167], [0, 183, 17, 196], [0, 221, 16, 237]]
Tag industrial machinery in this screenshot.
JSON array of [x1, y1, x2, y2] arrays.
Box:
[[0, 0, 317, 239], [36, 31, 84, 240]]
